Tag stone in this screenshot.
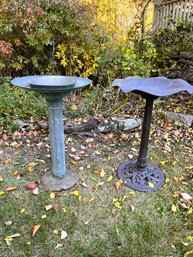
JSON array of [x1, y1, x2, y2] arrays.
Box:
[[111, 117, 142, 131], [164, 111, 193, 126], [12, 119, 30, 130], [97, 123, 115, 133]]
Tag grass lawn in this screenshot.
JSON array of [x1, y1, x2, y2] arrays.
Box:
[[0, 89, 193, 257]]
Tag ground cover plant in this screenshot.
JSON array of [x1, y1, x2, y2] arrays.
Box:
[[0, 79, 193, 257]]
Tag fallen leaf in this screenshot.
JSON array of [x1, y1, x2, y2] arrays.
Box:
[[180, 192, 192, 201], [26, 182, 36, 190], [45, 204, 53, 211], [89, 197, 95, 202], [81, 181, 88, 188], [27, 162, 39, 172], [53, 203, 60, 212], [187, 236, 193, 241], [41, 215, 47, 219], [70, 191, 79, 196], [70, 104, 78, 110], [165, 178, 170, 183], [171, 205, 177, 212], [113, 198, 121, 209], [129, 191, 136, 195], [50, 192, 55, 199], [55, 243, 63, 249], [159, 161, 166, 165], [53, 230, 59, 235], [21, 208, 26, 213], [70, 147, 76, 153], [179, 202, 189, 209], [32, 187, 39, 195], [147, 182, 154, 188], [61, 230, 68, 240], [62, 208, 67, 213], [106, 176, 113, 182], [72, 210, 78, 217], [6, 233, 20, 238], [4, 237, 13, 246], [2, 158, 11, 165], [115, 179, 123, 191], [13, 172, 21, 180], [0, 176, 4, 182], [107, 155, 111, 161], [0, 191, 5, 196], [130, 204, 135, 212], [31, 224, 41, 237], [4, 221, 13, 226], [100, 169, 106, 178], [6, 186, 17, 191]]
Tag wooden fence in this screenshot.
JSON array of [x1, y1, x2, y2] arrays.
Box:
[[152, 0, 193, 32]]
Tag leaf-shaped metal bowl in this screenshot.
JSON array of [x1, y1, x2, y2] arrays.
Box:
[[112, 77, 193, 97]]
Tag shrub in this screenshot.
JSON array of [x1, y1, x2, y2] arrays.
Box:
[[0, 0, 100, 77], [0, 77, 46, 130]]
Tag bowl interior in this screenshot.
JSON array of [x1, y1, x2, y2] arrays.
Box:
[[29, 76, 76, 87]]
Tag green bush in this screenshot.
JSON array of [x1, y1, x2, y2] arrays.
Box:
[[0, 0, 100, 77], [0, 77, 46, 129], [152, 20, 193, 76]]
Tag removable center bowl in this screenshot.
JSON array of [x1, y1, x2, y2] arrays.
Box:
[[29, 76, 76, 90]]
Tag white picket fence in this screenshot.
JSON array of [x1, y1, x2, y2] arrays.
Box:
[[152, 0, 193, 32]]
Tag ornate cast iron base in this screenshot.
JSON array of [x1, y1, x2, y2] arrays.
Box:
[[116, 160, 165, 192]]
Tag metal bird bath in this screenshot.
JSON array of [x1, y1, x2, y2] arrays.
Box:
[[112, 77, 193, 192], [11, 75, 91, 191]]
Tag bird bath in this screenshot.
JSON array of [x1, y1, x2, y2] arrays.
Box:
[[11, 75, 91, 191], [112, 77, 193, 192]]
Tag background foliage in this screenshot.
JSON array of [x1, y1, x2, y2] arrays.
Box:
[[0, 0, 192, 125], [0, 0, 100, 77]]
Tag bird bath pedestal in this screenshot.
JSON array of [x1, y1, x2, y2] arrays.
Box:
[[112, 77, 193, 192], [11, 75, 91, 191]]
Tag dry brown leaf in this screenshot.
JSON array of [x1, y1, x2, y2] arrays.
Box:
[[31, 224, 41, 237], [81, 181, 88, 188], [0, 176, 4, 182], [72, 210, 78, 217], [179, 202, 189, 209], [2, 158, 11, 165], [32, 187, 39, 195], [115, 180, 123, 191], [13, 172, 21, 180], [6, 186, 17, 192], [53, 203, 60, 212]]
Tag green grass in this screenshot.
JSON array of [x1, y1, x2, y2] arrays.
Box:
[[0, 134, 193, 257]]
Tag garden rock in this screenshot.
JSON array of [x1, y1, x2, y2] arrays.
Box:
[[12, 119, 31, 131], [164, 111, 193, 126], [111, 117, 142, 131], [97, 123, 115, 133]]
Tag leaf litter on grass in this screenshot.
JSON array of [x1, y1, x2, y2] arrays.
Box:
[[0, 92, 193, 256]]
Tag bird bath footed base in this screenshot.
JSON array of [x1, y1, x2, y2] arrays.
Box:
[[11, 75, 91, 191]]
